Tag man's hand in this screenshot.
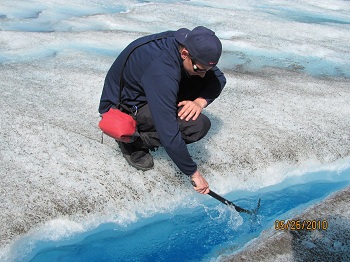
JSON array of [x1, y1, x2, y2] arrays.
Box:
[[190, 170, 209, 194], [178, 98, 207, 121]]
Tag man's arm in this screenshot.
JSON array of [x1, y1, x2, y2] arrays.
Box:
[[141, 60, 198, 176], [177, 67, 226, 121], [198, 66, 226, 106]]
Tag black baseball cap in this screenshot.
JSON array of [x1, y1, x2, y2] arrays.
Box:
[[175, 26, 222, 67]]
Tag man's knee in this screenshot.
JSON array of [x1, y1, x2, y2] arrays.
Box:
[[180, 113, 211, 144], [197, 113, 211, 138]]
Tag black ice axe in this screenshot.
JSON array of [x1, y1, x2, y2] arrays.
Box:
[[208, 190, 261, 215], [191, 181, 261, 215]]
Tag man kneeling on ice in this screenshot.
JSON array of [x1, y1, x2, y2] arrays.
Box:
[[99, 26, 226, 194]]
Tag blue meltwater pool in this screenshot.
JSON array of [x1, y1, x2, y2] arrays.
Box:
[[21, 167, 350, 262]]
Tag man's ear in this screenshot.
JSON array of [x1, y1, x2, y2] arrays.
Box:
[[180, 48, 189, 60]]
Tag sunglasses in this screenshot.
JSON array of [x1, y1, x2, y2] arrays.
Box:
[[190, 57, 209, 73]]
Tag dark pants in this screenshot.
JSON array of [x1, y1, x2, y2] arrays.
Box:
[[134, 104, 211, 149], [131, 71, 215, 149]]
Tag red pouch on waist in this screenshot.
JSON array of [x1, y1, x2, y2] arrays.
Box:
[[99, 108, 137, 143]]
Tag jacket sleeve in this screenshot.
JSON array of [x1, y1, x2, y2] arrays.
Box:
[[199, 66, 226, 106], [141, 58, 198, 176]]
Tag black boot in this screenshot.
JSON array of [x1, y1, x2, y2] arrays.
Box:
[[117, 141, 154, 171]]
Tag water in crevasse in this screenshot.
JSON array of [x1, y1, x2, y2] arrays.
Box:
[[26, 169, 350, 262]]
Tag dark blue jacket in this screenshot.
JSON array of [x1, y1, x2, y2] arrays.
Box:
[[99, 31, 226, 175]]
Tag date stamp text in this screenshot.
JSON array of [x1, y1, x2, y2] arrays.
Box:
[[275, 219, 328, 231]]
